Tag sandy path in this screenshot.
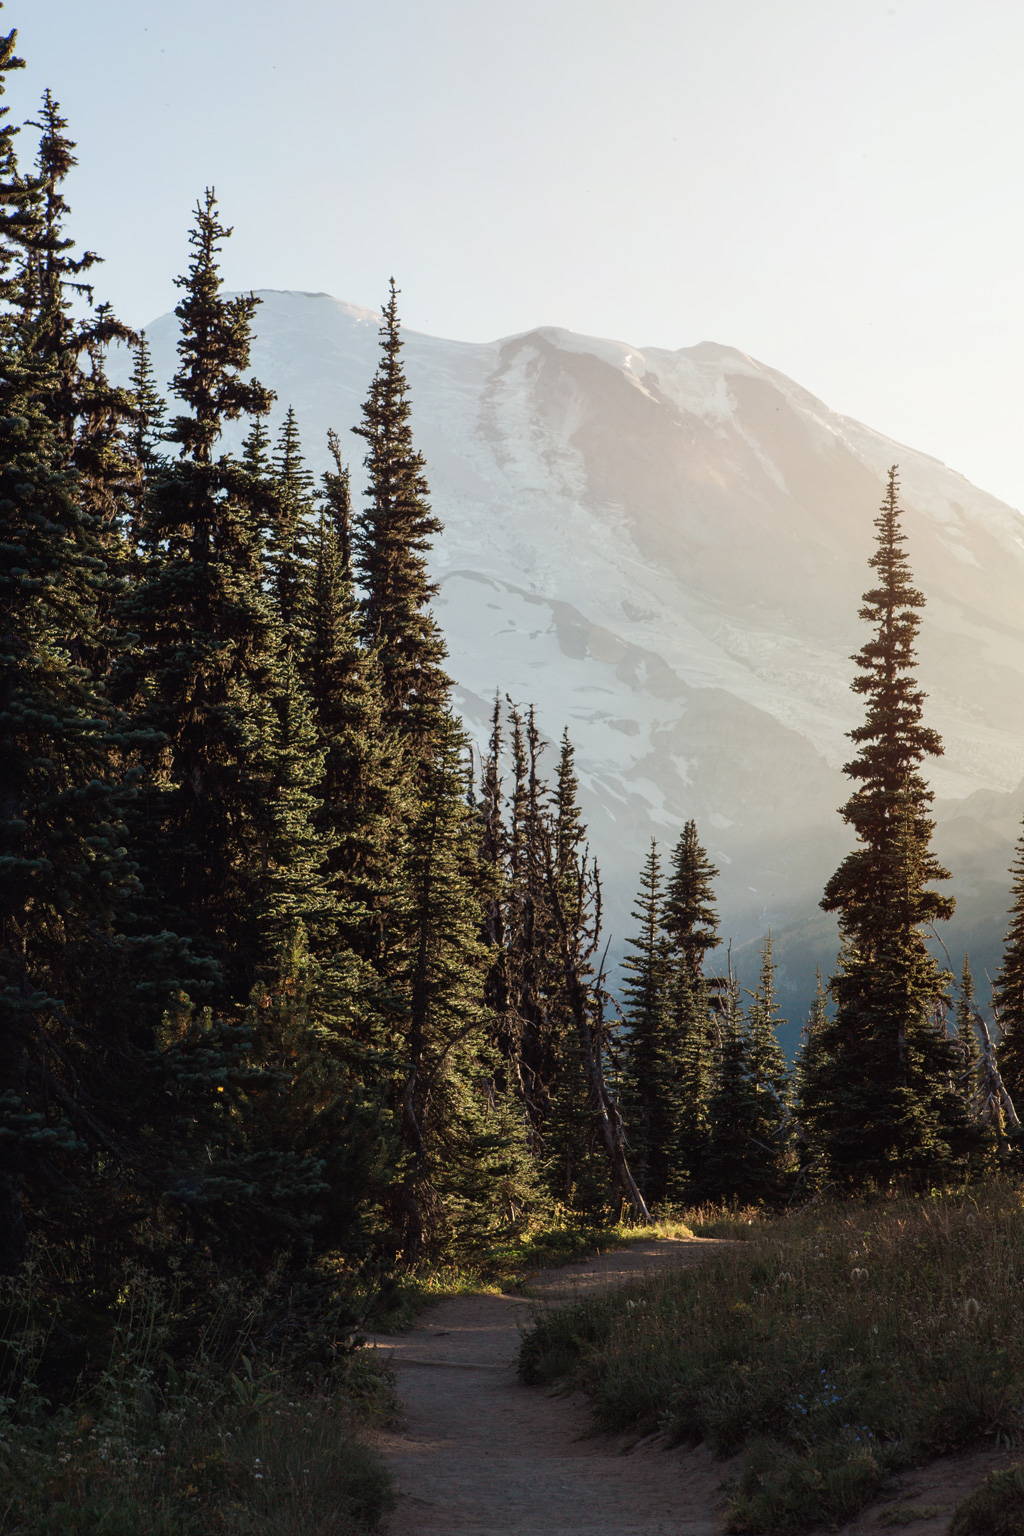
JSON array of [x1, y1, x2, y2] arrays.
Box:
[[369, 1236, 734, 1536]]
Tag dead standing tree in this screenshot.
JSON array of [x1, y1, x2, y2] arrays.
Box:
[[542, 838, 651, 1224]]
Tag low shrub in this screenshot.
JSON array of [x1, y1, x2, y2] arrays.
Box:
[[949, 1462, 1024, 1536], [519, 1184, 1024, 1534]]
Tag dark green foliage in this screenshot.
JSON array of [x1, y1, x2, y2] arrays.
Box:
[[305, 497, 407, 975], [794, 968, 830, 1182], [112, 191, 279, 999], [703, 979, 761, 1201], [663, 819, 722, 983], [994, 826, 1024, 1107], [352, 280, 449, 745], [268, 404, 316, 639], [619, 841, 675, 1202], [955, 954, 982, 1112], [0, 63, 146, 1269], [809, 468, 969, 1187], [394, 708, 534, 1255]]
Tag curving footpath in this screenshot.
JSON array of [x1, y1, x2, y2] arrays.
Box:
[[369, 1236, 733, 1536]]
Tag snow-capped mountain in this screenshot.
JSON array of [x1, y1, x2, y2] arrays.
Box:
[[123, 292, 1024, 1031]]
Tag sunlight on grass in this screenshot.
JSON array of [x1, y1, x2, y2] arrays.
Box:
[[519, 1183, 1024, 1535]]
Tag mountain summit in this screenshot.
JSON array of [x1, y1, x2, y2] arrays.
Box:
[[126, 292, 1024, 1020]]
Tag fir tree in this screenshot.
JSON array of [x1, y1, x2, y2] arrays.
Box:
[[671, 965, 715, 1199], [703, 978, 761, 1201], [743, 931, 792, 1197], [322, 428, 353, 579], [620, 841, 675, 1203], [304, 498, 408, 976], [811, 468, 968, 1186], [351, 280, 449, 746], [112, 190, 279, 1000], [663, 821, 722, 984], [0, 70, 149, 1268], [128, 330, 167, 476], [794, 967, 831, 1184], [954, 955, 982, 1114], [396, 710, 525, 1255], [993, 825, 1024, 1107], [269, 406, 316, 640]]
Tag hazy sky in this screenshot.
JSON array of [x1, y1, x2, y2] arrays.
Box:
[[16, 0, 1024, 507]]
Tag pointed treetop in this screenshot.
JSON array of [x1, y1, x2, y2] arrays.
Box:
[[169, 189, 274, 464]]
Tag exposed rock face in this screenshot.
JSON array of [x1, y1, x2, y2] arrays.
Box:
[[128, 293, 1024, 1033]]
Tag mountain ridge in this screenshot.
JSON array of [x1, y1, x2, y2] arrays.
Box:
[[114, 292, 1024, 1035]]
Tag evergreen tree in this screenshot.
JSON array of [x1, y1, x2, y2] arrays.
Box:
[[395, 710, 531, 1255], [351, 280, 449, 746], [993, 826, 1024, 1107], [671, 965, 715, 1200], [954, 955, 982, 1114], [269, 405, 316, 640], [536, 730, 615, 1213], [128, 330, 168, 476], [620, 842, 675, 1203], [0, 69, 154, 1268], [112, 190, 279, 1000], [703, 978, 761, 1201], [810, 468, 968, 1186], [794, 967, 831, 1183], [743, 932, 792, 1196], [322, 428, 353, 579], [663, 821, 722, 983], [305, 498, 408, 977]]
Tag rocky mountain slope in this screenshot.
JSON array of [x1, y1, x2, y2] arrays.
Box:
[[123, 293, 1024, 1032]]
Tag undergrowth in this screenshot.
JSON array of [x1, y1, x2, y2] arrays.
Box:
[[376, 1207, 692, 1327], [0, 1256, 397, 1535], [519, 1183, 1024, 1535]]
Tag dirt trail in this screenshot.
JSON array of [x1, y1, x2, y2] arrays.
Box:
[[369, 1236, 1014, 1536], [369, 1236, 733, 1536]]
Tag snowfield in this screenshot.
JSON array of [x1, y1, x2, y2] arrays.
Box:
[[120, 293, 1024, 1021]]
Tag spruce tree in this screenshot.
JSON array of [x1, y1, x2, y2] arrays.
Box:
[[810, 468, 968, 1186], [671, 965, 715, 1199], [0, 70, 150, 1268], [663, 821, 722, 983], [954, 955, 982, 1115], [351, 280, 449, 746], [620, 842, 675, 1203], [112, 190, 278, 1000], [304, 497, 408, 978], [396, 710, 530, 1255], [661, 820, 722, 1197], [743, 932, 792, 1196], [322, 428, 353, 578], [269, 405, 316, 641], [703, 978, 761, 1202], [794, 968, 831, 1184], [993, 826, 1024, 1107]]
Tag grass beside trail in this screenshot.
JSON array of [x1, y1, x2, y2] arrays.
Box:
[[377, 1212, 694, 1326], [0, 1262, 398, 1536], [519, 1186, 1024, 1535]]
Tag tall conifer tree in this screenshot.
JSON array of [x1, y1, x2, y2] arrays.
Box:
[[809, 468, 968, 1185], [620, 842, 675, 1203], [352, 281, 449, 747], [112, 191, 278, 999], [993, 827, 1024, 1107]]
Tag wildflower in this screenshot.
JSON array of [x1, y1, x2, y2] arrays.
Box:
[[851, 1267, 868, 1290], [964, 1297, 980, 1322]]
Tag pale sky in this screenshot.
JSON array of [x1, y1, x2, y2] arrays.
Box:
[[16, 0, 1024, 509]]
